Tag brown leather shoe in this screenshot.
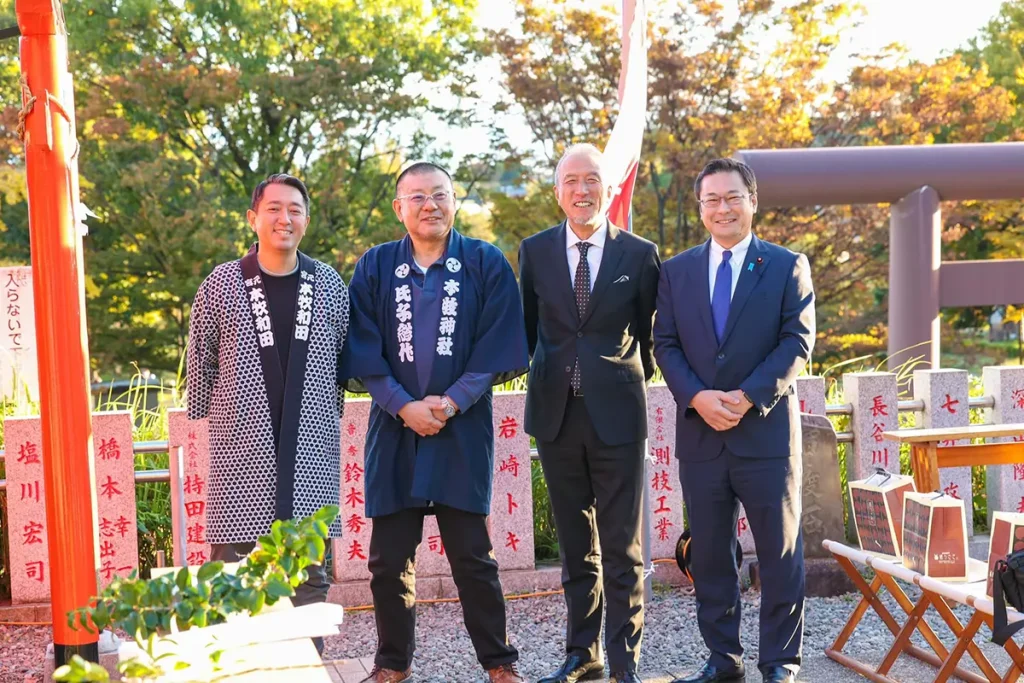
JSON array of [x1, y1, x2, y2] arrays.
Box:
[[487, 662, 526, 683], [358, 665, 413, 683]]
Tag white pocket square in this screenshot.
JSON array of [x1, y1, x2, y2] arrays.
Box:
[[614, 275, 629, 283]]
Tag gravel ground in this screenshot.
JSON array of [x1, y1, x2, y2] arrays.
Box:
[[1, 623, 50, 683], [1, 581, 1015, 682]]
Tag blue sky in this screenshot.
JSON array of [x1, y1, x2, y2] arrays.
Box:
[[817, 0, 1006, 81], [476, 0, 1006, 62]]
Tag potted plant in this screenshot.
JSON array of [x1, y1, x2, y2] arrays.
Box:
[[53, 504, 339, 682]]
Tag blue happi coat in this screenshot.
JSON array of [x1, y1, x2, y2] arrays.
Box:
[[341, 229, 528, 517]]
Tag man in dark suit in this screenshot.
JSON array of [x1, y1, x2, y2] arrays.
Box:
[[654, 158, 814, 683], [520, 143, 661, 683]]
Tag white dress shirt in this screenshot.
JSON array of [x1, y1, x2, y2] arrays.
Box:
[[566, 221, 607, 291], [708, 232, 752, 303]]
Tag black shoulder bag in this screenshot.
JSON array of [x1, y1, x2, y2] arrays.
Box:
[[992, 550, 1024, 645]]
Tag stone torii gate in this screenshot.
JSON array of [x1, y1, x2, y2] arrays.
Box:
[[735, 143, 1024, 372]]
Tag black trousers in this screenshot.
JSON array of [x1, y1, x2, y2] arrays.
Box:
[[537, 394, 645, 672], [368, 504, 518, 671], [679, 448, 804, 673], [211, 541, 331, 654]]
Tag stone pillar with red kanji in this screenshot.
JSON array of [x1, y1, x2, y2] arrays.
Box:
[[735, 507, 757, 554], [490, 393, 534, 570], [415, 514, 450, 577], [913, 369, 972, 532], [647, 386, 755, 554], [93, 411, 139, 585], [168, 409, 211, 567], [982, 366, 1024, 517], [646, 386, 683, 558], [843, 372, 900, 480], [333, 399, 372, 581], [413, 461, 448, 576], [5, 412, 138, 603], [795, 376, 827, 416], [4, 417, 49, 603]]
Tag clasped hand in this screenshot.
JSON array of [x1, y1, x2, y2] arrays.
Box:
[[397, 395, 459, 437], [691, 389, 753, 432]]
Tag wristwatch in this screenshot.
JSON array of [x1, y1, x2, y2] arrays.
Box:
[[440, 395, 457, 418]]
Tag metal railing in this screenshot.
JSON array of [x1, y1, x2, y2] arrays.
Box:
[[0, 395, 1000, 491]]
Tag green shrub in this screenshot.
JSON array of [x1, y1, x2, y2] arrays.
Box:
[[532, 458, 559, 561]]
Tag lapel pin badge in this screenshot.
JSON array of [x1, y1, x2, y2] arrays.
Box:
[[756, 257, 763, 264], [747, 262, 755, 272]]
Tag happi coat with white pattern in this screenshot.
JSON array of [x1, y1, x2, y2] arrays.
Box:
[[187, 245, 349, 543]]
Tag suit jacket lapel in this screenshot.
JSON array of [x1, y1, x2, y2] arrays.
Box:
[[581, 221, 624, 327], [693, 239, 717, 347], [720, 234, 770, 346], [552, 222, 580, 325]]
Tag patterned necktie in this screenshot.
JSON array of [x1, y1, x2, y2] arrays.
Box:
[[711, 249, 733, 343], [571, 241, 591, 391]]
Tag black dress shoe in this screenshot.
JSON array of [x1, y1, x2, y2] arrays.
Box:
[[537, 655, 604, 683], [671, 662, 746, 683], [761, 666, 796, 682], [610, 671, 642, 683]]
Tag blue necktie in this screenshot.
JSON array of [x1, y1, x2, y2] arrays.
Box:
[[711, 249, 732, 343]]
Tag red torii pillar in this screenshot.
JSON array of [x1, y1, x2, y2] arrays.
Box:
[[16, 0, 99, 665]]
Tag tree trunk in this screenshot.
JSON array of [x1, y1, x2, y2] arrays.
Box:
[[675, 181, 685, 250], [648, 161, 669, 250], [657, 195, 667, 249]]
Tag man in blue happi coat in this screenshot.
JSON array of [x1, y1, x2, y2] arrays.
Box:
[[341, 161, 529, 683]]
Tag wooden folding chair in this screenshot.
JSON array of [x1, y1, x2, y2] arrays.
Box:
[[824, 539, 1024, 683]]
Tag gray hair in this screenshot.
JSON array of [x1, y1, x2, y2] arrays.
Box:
[[554, 143, 605, 185]]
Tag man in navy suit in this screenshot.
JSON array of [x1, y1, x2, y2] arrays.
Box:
[[654, 158, 815, 683]]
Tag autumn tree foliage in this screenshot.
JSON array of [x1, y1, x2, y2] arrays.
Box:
[[0, 0, 483, 373], [489, 0, 1020, 367], [0, 0, 1021, 374]]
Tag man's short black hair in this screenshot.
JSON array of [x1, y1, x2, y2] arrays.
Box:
[[396, 161, 453, 196], [250, 173, 310, 212], [694, 158, 758, 199]]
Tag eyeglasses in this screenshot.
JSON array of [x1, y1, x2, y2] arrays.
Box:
[[699, 194, 751, 209], [396, 191, 453, 206]]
